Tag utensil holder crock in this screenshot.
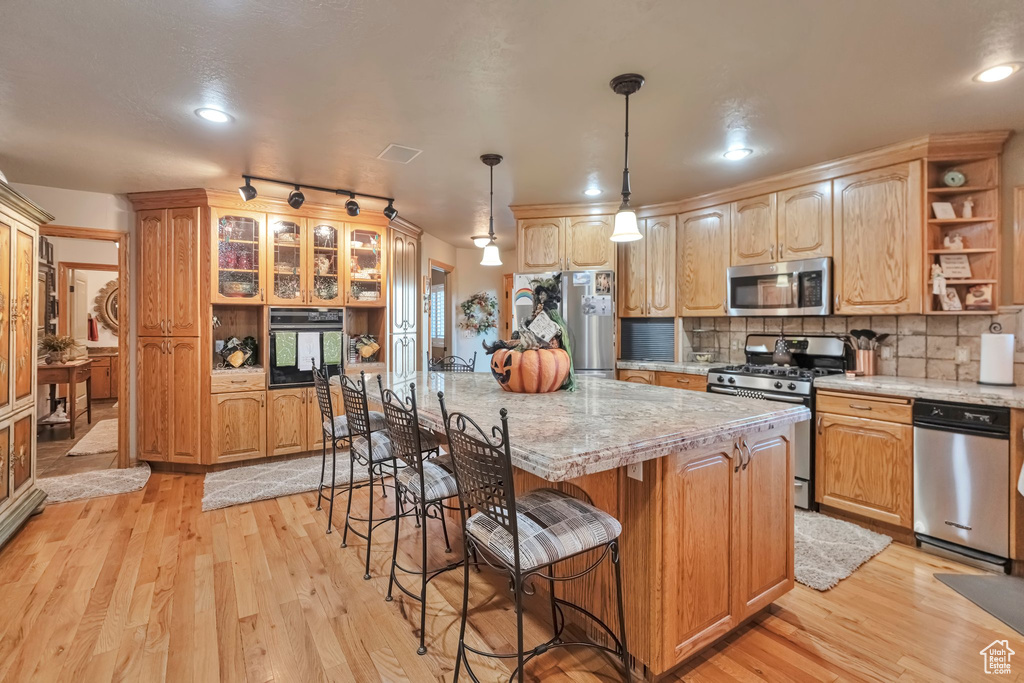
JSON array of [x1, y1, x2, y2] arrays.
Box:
[[855, 349, 877, 376]]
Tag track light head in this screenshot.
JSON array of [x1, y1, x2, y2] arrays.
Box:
[[383, 201, 398, 221], [288, 186, 305, 209], [239, 178, 257, 201], [345, 196, 360, 217]]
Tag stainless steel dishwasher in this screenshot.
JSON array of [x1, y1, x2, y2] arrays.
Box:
[[913, 399, 1010, 572]]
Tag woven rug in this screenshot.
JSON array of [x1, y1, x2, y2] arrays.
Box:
[[37, 463, 151, 504], [202, 453, 370, 511], [794, 510, 892, 590], [67, 419, 118, 456]]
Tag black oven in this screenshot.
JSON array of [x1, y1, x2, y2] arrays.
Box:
[[268, 307, 344, 388]]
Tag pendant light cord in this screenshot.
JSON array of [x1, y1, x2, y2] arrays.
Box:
[[621, 94, 631, 206], [489, 163, 496, 239]]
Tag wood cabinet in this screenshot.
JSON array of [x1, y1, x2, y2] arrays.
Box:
[[11, 411, 33, 494], [267, 215, 306, 305], [391, 334, 419, 380], [269, 388, 308, 456], [655, 371, 707, 392], [308, 219, 344, 306], [139, 207, 202, 335], [212, 208, 267, 305], [307, 385, 343, 452], [211, 391, 267, 463], [620, 216, 675, 318], [617, 369, 653, 384], [90, 356, 112, 400], [518, 218, 565, 272], [731, 194, 777, 266], [565, 215, 615, 270], [13, 226, 33, 406], [137, 337, 202, 464], [778, 181, 832, 260], [0, 220, 10, 414], [833, 162, 923, 314], [677, 204, 730, 317], [137, 338, 168, 461], [0, 420, 9, 510], [346, 224, 386, 307], [389, 226, 419, 336], [816, 392, 913, 527]]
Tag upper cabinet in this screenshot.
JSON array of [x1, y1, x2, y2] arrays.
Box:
[[138, 207, 202, 335], [308, 219, 344, 306], [518, 218, 565, 272], [833, 162, 922, 315], [389, 226, 419, 335], [777, 181, 832, 261], [678, 205, 730, 317], [564, 216, 615, 270], [619, 216, 675, 317], [212, 208, 266, 305], [346, 224, 386, 307], [731, 194, 777, 266], [267, 215, 306, 305]]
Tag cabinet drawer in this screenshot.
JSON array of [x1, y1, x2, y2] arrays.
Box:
[[816, 390, 912, 424], [211, 372, 266, 394], [90, 356, 112, 368], [618, 369, 654, 385], [655, 372, 708, 392]]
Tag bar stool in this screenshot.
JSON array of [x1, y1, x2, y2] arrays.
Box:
[[376, 377, 463, 655], [428, 351, 476, 372], [438, 392, 631, 683], [312, 365, 387, 535]]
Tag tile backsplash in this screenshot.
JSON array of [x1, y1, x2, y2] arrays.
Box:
[[681, 308, 1024, 383]]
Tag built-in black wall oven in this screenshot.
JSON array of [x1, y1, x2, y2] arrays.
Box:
[[268, 307, 344, 388]]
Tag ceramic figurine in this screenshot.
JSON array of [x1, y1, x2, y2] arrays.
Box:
[[943, 234, 965, 250], [961, 198, 974, 219]]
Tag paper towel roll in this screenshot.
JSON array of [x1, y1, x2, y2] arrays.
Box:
[[979, 333, 1015, 385]]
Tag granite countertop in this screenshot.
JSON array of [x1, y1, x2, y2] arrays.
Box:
[[374, 372, 809, 481], [815, 375, 1024, 409], [212, 365, 265, 375], [616, 360, 718, 376]]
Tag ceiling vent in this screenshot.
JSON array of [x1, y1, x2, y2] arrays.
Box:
[[377, 144, 422, 164]]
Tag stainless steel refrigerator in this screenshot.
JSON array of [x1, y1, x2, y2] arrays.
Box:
[[511, 271, 616, 379]]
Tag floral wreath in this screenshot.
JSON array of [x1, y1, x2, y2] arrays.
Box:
[[459, 292, 498, 335]]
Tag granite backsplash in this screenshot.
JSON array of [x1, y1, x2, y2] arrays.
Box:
[[680, 308, 1024, 384]]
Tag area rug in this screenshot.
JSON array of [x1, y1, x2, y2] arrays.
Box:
[[202, 454, 371, 511], [37, 463, 151, 504], [67, 419, 118, 455], [935, 573, 1024, 636], [794, 510, 892, 590]]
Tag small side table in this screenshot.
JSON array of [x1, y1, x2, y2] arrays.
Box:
[[37, 359, 93, 439]]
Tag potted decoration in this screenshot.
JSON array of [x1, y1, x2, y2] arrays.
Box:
[[484, 273, 576, 393], [39, 334, 76, 364]]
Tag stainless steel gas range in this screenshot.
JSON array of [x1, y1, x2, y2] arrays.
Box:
[[707, 334, 854, 509]]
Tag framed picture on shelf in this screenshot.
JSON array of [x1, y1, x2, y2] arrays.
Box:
[[964, 284, 993, 310], [938, 254, 972, 279], [938, 288, 963, 312], [931, 202, 957, 220]]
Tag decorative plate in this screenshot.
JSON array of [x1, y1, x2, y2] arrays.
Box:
[[942, 169, 966, 187]]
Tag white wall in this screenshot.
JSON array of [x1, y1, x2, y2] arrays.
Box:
[[420, 232, 457, 368], [72, 268, 119, 348], [452, 247, 515, 372]]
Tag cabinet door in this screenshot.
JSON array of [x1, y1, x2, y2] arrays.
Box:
[[778, 181, 832, 260], [617, 369, 653, 384], [618, 221, 646, 317], [518, 218, 564, 272], [389, 228, 419, 335], [565, 216, 614, 270], [307, 385, 343, 452], [346, 225, 386, 307], [646, 216, 676, 317], [678, 205, 730, 316], [731, 194, 777, 266], [212, 208, 266, 305], [269, 388, 308, 456], [13, 227, 34, 405], [268, 215, 305, 305], [308, 219, 343, 306], [0, 219, 11, 412], [11, 411, 32, 493], [662, 449, 738, 660], [137, 209, 167, 336], [833, 162, 922, 314], [169, 339, 201, 463], [391, 334, 418, 380], [0, 421, 9, 509], [816, 412, 913, 527], [168, 207, 202, 335], [736, 433, 793, 617], [137, 338, 169, 461], [211, 391, 267, 463], [92, 364, 111, 400]]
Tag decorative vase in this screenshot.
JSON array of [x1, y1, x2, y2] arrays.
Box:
[[490, 348, 570, 393]]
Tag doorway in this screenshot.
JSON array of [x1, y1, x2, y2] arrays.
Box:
[[37, 226, 130, 476], [428, 259, 453, 362]]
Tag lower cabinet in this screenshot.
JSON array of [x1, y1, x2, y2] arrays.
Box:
[[268, 386, 344, 457], [390, 333, 418, 379], [815, 392, 913, 528], [211, 391, 267, 463], [655, 371, 708, 392], [617, 369, 654, 384], [137, 337, 202, 463], [11, 411, 33, 494]]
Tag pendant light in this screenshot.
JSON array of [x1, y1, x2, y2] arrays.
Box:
[[480, 154, 503, 266], [609, 73, 645, 242]]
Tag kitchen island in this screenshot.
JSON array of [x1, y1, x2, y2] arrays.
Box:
[[373, 372, 809, 679]]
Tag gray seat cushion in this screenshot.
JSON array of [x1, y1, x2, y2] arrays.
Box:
[[351, 432, 395, 463], [323, 411, 387, 438], [396, 453, 458, 502], [464, 488, 622, 571]]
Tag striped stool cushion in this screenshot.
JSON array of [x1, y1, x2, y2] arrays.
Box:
[[464, 488, 622, 571], [351, 433, 395, 463], [396, 454, 458, 502], [323, 411, 387, 438]]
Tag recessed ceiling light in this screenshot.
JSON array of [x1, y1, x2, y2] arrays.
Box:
[[584, 188, 602, 196], [973, 63, 1020, 83], [195, 107, 234, 123], [723, 147, 754, 161]]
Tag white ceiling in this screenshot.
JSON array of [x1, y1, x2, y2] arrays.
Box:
[[1, 0, 1022, 247]]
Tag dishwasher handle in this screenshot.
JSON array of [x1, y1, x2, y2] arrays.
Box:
[[912, 420, 1010, 440]]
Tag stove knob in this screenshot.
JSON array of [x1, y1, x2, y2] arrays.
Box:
[[728, 377, 736, 385], [788, 382, 797, 390], [774, 381, 783, 389], [717, 375, 725, 383]]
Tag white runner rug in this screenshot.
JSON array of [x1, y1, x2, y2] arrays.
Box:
[[38, 463, 151, 504], [67, 419, 118, 455], [794, 510, 892, 590]]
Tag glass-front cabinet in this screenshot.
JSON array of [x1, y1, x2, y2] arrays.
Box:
[[212, 208, 266, 304], [268, 215, 305, 304], [308, 219, 343, 305], [346, 224, 386, 307]]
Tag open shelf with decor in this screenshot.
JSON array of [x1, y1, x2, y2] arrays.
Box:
[[344, 306, 387, 373]]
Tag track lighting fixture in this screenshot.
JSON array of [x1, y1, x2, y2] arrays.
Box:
[[383, 201, 398, 221], [345, 195, 360, 217], [238, 177, 257, 201], [609, 73, 645, 242], [479, 154, 503, 267], [287, 186, 305, 209]]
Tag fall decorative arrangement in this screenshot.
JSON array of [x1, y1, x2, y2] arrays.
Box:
[[484, 273, 576, 393], [458, 292, 498, 335]]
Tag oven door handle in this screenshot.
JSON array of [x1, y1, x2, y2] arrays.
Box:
[[708, 386, 808, 404]]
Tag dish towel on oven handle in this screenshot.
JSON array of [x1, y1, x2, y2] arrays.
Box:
[[297, 332, 321, 371]]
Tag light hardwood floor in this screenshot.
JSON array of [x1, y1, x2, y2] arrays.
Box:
[[0, 471, 1021, 682], [36, 401, 119, 477]]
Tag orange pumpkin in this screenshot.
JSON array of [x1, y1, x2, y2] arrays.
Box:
[[489, 347, 570, 393]]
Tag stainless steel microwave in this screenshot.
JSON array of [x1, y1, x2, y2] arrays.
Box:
[[726, 257, 832, 316]]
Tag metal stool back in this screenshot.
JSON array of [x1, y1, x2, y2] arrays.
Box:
[[428, 351, 476, 372]]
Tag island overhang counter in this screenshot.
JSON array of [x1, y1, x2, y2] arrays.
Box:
[[369, 372, 809, 680]]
